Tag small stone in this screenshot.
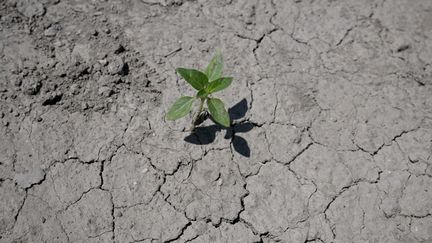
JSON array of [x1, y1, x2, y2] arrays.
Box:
[[3, 120, 9, 127], [0, 112, 4, 118], [98, 59, 108, 66], [77, 65, 90, 75], [103, 28, 111, 34], [97, 75, 122, 86], [71, 44, 92, 64], [81, 102, 89, 110], [93, 62, 102, 72], [36, 117, 42, 122], [22, 79, 42, 95], [98, 86, 114, 97], [69, 84, 80, 95], [217, 178, 223, 186], [16, 0, 46, 18], [94, 104, 105, 111], [53, 40, 63, 47], [13, 77, 22, 87], [44, 24, 61, 37], [293, 135, 302, 144], [107, 57, 128, 76]]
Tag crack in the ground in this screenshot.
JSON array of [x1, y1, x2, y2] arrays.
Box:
[[164, 221, 192, 243], [60, 187, 98, 213], [355, 126, 422, 156], [88, 229, 112, 239], [10, 190, 28, 233], [321, 173, 388, 241], [2, 0, 432, 242], [107, 189, 116, 242], [335, 26, 355, 47], [56, 214, 71, 242], [272, 85, 279, 123], [399, 213, 432, 219]]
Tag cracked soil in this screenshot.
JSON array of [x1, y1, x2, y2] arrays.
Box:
[[1, 0, 432, 242]]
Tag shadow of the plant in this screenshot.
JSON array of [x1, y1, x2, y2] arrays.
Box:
[[184, 99, 253, 157]]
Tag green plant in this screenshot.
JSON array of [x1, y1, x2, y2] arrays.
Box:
[[166, 52, 233, 131]]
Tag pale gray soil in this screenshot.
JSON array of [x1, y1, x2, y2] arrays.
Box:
[[1, 0, 432, 242]]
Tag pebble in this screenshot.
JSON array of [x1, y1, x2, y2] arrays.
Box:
[[217, 178, 223, 186], [94, 104, 105, 111], [81, 102, 89, 110], [98, 86, 114, 97], [69, 84, 80, 95], [16, 0, 46, 18], [98, 59, 108, 66], [107, 57, 128, 75], [12, 77, 22, 87], [93, 62, 102, 72], [23, 79, 42, 95], [44, 24, 61, 37], [293, 135, 302, 144]]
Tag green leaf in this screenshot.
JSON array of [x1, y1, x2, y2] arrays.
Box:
[[196, 89, 208, 99], [176, 68, 208, 90], [166, 96, 195, 121], [205, 51, 223, 82], [207, 98, 230, 127], [206, 77, 233, 94]]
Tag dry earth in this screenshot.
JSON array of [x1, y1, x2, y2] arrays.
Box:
[[1, 0, 432, 242]]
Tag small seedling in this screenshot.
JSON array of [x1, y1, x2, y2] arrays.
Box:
[[166, 52, 232, 131]]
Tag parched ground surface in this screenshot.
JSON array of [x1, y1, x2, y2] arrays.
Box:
[[1, 0, 432, 242]]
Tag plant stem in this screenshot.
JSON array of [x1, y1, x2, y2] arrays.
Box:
[[190, 98, 205, 131]]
